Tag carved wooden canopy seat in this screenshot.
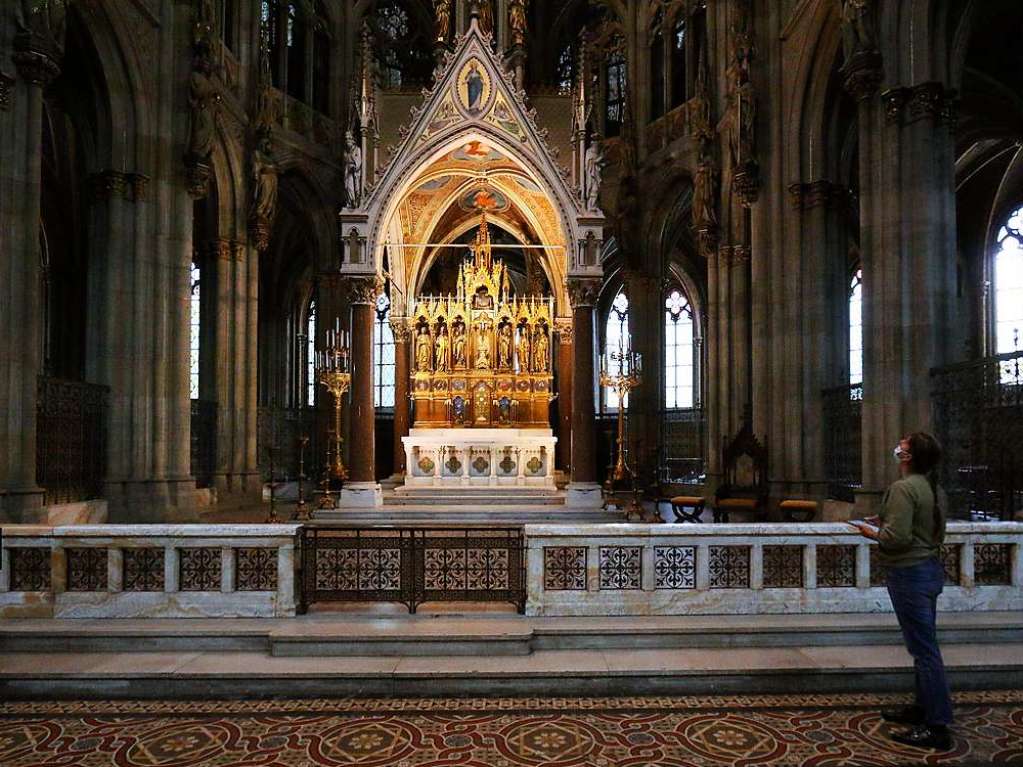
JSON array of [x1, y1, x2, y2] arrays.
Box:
[[713, 422, 768, 523]]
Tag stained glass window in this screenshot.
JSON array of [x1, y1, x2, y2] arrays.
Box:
[[374, 293, 395, 408], [604, 290, 630, 409], [189, 262, 201, 399], [605, 43, 627, 137], [306, 299, 316, 406], [849, 268, 863, 386], [995, 205, 1023, 383], [557, 43, 575, 94], [665, 289, 695, 409]]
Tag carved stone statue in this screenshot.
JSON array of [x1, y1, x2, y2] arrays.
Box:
[[693, 158, 718, 230], [415, 326, 432, 372], [509, 0, 528, 47], [453, 321, 467, 367], [477, 0, 494, 35], [474, 323, 492, 369], [532, 326, 549, 373], [16, 0, 67, 47], [435, 325, 450, 371], [737, 79, 756, 165], [434, 0, 451, 43], [498, 323, 513, 368], [517, 326, 531, 373], [344, 131, 363, 208], [187, 65, 218, 161], [584, 142, 603, 211], [839, 0, 877, 58], [250, 139, 278, 221]]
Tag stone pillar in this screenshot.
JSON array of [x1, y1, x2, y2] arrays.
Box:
[[626, 274, 661, 485], [390, 319, 412, 479], [554, 318, 574, 475], [212, 239, 233, 495], [0, 25, 60, 520], [339, 276, 382, 507], [565, 278, 602, 507]]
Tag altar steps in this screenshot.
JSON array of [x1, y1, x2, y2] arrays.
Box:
[[312, 506, 620, 524], [387, 490, 564, 506]]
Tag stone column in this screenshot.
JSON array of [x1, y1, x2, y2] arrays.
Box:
[[212, 239, 234, 495], [339, 276, 382, 507], [626, 273, 661, 485], [390, 319, 412, 479], [565, 278, 602, 507], [554, 318, 574, 475], [0, 26, 60, 520]]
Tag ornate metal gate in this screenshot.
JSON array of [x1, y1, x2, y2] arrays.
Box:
[[36, 377, 109, 505], [299, 526, 526, 614]]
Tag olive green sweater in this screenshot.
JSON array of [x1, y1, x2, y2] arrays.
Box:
[[877, 473, 946, 568]]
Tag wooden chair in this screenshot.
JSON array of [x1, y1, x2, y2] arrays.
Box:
[[713, 423, 768, 523]]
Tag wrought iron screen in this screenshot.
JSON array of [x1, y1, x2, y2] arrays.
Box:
[[660, 408, 706, 484], [190, 399, 217, 489], [932, 352, 1023, 520], [257, 406, 326, 484], [822, 384, 863, 499], [36, 377, 109, 505], [299, 526, 526, 614]]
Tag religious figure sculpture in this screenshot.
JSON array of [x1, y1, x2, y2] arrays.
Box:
[[498, 323, 513, 369], [509, 0, 528, 47], [416, 326, 432, 372], [250, 138, 278, 222], [474, 323, 492, 369], [737, 79, 756, 166], [434, 0, 451, 44], [477, 0, 494, 36], [839, 0, 877, 58], [15, 0, 67, 47], [187, 63, 218, 162], [344, 131, 363, 207], [453, 321, 467, 367], [517, 325, 531, 373], [466, 61, 484, 113], [693, 156, 718, 230], [532, 326, 549, 373], [435, 325, 450, 371], [584, 142, 603, 211]]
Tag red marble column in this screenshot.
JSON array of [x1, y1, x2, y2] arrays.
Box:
[[391, 321, 412, 476], [566, 279, 602, 506], [554, 319, 574, 474]]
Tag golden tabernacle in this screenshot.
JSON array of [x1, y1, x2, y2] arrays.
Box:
[[408, 213, 554, 428]]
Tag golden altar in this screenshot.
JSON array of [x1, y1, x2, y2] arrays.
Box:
[[407, 214, 554, 429]]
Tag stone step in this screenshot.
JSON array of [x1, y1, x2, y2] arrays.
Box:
[[312, 508, 619, 524], [386, 494, 565, 506]]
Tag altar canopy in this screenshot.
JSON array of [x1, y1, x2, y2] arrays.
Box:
[[408, 212, 554, 429]]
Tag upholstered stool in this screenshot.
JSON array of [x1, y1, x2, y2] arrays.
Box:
[[669, 495, 706, 523], [713, 497, 758, 523], [779, 499, 818, 522]]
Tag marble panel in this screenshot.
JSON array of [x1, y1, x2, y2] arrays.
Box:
[[816, 545, 856, 588], [653, 546, 695, 590], [762, 545, 803, 589], [52, 591, 284, 619], [708, 546, 750, 589], [180, 548, 222, 591], [66, 548, 108, 591], [9, 547, 51, 591], [123, 548, 165, 592], [543, 547, 586, 590], [598, 547, 641, 590], [235, 548, 278, 591], [975, 543, 1012, 585]]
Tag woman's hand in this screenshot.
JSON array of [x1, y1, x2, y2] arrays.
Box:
[[848, 521, 880, 540]]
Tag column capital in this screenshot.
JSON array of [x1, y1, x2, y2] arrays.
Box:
[[787, 180, 849, 211], [12, 32, 61, 87], [567, 277, 602, 308], [554, 318, 574, 344], [344, 275, 380, 305], [840, 49, 884, 102], [883, 82, 957, 129], [389, 317, 413, 343]]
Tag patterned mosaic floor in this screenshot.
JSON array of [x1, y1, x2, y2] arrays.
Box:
[[1, 691, 1021, 766]]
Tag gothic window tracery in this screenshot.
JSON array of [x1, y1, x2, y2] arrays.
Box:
[[604, 289, 630, 409], [190, 262, 201, 400], [664, 288, 696, 409], [994, 205, 1023, 379], [305, 298, 316, 406], [261, 1, 331, 113], [671, 15, 687, 108], [375, 293, 396, 408], [604, 40, 627, 137], [371, 0, 433, 90], [849, 268, 863, 386]]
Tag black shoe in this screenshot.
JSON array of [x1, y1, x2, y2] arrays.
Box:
[[881, 705, 925, 725], [890, 725, 953, 751]]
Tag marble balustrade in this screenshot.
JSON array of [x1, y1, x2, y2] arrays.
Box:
[[525, 523, 1023, 617], [0, 525, 300, 619]]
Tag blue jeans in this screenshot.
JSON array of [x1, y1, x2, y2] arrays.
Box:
[[886, 557, 954, 726]]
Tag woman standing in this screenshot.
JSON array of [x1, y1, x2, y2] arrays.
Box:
[[851, 432, 953, 751]]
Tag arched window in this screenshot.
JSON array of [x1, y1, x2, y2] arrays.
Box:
[[305, 299, 316, 406], [995, 205, 1023, 381], [671, 16, 687, 108], [604, 289, 630, 409], [665, 288, 696, 409], [849, 268, 863, 386], [650, 13, 665, 120], [605, 43, 627, 137], [190, 262, 201, 399], [372, 0, 433, 89], [556, 43, 575, 94], [374, 293, 396, 408]]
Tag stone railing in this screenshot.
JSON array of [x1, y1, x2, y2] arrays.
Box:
[[0, 525, 300, 619], [526, 523, 1023, 617]]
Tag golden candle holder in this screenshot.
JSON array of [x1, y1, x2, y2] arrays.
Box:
[[315, 327, 351, 509]]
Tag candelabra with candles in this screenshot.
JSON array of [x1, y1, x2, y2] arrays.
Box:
[[314, 321, 351, 508], [600, 341, 658, 522]]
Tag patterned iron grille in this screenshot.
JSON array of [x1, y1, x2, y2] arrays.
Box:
[[123, 548, 165, 592], [709, 546, 750, 589], [869, 546, 886, 587], [235, 548, 278, 591], [974, 544, 1012, 586], [190, 399, 217, 490], [35, 377, 109, 505], [654, 546, 696, 590], [180, 548, 222, 591], [599, 547, 642, 590], [932, 352, 1023, 520], [417, 530, 522, 606], [940, 544, 962, 586], [821, 384, 862, 498], [817, 545, 857, 588], [762, 546, 803, 589], [660, 409, 706, 485], [543, 547, 587, 591], [9, 548, 51, 591], [66, 548, 108, 592]]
